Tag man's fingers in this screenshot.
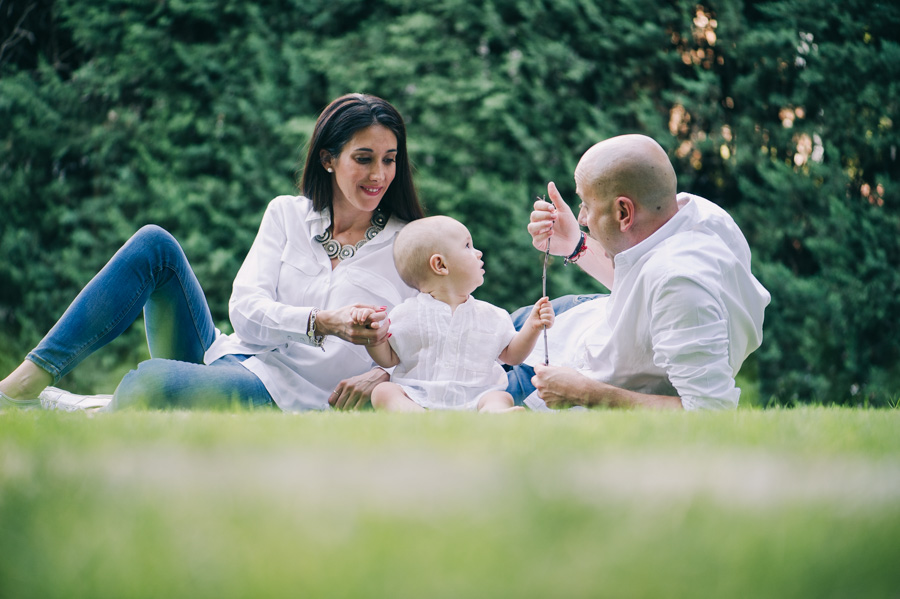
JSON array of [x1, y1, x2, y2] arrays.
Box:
[[547, 181, 573, 217], [527, 221, 553, 251]]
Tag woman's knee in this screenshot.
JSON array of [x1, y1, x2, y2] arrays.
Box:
[[132, 224, 175, 246], [115, 357, 268, 411], [128, 225, 186, 264], [114, 359, 174, 409]]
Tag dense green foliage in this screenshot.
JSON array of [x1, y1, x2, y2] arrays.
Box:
[[1, 0, 898, 404]]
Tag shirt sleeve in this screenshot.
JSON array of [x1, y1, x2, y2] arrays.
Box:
[[649, 276, 740, 410], [228, 198, 317, 347], [385, 299, 416, 363], [494, 306, 518, 352]]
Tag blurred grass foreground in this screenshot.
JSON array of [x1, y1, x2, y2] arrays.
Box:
[[2, 407, 899, 599]]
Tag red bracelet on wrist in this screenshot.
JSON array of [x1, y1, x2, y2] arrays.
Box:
[[564, 232, 588, 265]]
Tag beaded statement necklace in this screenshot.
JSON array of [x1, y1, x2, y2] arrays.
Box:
[[315, 208, 388, 261]]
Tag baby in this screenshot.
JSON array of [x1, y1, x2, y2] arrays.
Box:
[[354, 215, 554, 412]]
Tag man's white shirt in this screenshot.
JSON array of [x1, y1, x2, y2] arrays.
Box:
[[525, 193, 770, 410]]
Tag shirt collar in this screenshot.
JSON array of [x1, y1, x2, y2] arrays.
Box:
[[419, 292, 474, 306], [306, 205, 406, 260], [613, 194, 698, 271], [306, 208, 330, 239], [305, 206, 409, 253]]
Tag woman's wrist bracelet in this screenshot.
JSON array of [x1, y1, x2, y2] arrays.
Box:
[[564, 232, 588, 265], [307, 308, 326, 351]]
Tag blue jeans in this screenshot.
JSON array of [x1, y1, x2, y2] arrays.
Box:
[[505, 294, 604, 405], [27, 225, 274, 409]]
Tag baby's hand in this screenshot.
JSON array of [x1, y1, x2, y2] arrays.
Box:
[[349, 306, 377, 325], [354, 305, 390, 346], [528, 297, 555, 331]]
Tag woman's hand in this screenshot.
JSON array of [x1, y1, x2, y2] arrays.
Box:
[[329, 367, 390, 411], [315, 304, 389, 345], [528, 181, 582, 256]]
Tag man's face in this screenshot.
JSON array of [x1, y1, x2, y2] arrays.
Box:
[[575, 171, 623, 259]]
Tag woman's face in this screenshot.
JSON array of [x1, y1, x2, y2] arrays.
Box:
[[324, 124, 398, 216]]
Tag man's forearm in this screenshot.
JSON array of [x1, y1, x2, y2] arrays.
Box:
[[534, 364, 683, 410], [573, 237, 615, 290], [588, 382, 684, 410]]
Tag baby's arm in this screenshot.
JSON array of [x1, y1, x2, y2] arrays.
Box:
[[499, 297, 554, 365], [365, 322, 400, 369]]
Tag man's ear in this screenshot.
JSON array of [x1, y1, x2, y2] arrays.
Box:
[[429, 254, 449, 276], [616, 196, 636, 232]]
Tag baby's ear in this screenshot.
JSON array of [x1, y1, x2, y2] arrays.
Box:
[[429, 254, 449, 276]]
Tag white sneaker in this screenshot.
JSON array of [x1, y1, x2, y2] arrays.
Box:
[[39, 386, 114, 412], [0, 390, 41, 410]]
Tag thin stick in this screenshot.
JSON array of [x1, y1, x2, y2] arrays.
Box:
[[541, 195, 551, 365]]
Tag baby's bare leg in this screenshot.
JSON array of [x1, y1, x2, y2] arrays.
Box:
[[371, 382, 425, 412], [477, 391, 525, 413]]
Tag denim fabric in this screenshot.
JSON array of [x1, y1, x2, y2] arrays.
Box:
[[115, 354, 274, 410], [505, 294, 605, 405], [26, 225, 273, 409]]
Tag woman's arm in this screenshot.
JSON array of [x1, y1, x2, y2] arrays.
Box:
[[229, 198, 386, 347], [229, 198, 315, 346], [329, 367, 390, 411]]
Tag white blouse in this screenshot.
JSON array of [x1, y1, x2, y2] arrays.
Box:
[[388, 293, 517, 410], [204, 195, 417, 411], [526, 193, 770, 411]]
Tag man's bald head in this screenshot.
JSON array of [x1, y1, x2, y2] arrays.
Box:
[[575, 134, 677, 215]]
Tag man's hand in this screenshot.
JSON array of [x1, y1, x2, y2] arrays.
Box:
[[329, 367, 390, 411], [528, 181, 582, 256], [529, 181, 615, 289], [531, 363, 593, 408], [532, 364, 684, 410]]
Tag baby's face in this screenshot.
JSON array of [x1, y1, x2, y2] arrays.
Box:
[[439, 220, 485, 294]]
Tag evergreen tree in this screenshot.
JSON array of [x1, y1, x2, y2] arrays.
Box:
[[1, 0, 897, 404]]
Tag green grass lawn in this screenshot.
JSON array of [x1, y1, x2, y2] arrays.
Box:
[[2, 407, 899, 598]]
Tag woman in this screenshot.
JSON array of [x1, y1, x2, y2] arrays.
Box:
[[0, 93, 425, 411]]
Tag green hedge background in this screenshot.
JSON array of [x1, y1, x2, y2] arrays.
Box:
[[1, 0, 898, 405]]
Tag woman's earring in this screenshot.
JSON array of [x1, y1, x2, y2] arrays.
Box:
[[326, 167, 334, 173]]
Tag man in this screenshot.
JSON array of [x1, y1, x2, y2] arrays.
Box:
[[510, 134, 770, 410]]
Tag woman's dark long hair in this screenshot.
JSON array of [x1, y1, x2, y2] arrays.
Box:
[[300, 93, 424, 222]]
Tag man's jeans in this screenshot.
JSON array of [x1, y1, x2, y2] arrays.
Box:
[[27, 225, 274, 409], [505, 294, 603, 406]]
